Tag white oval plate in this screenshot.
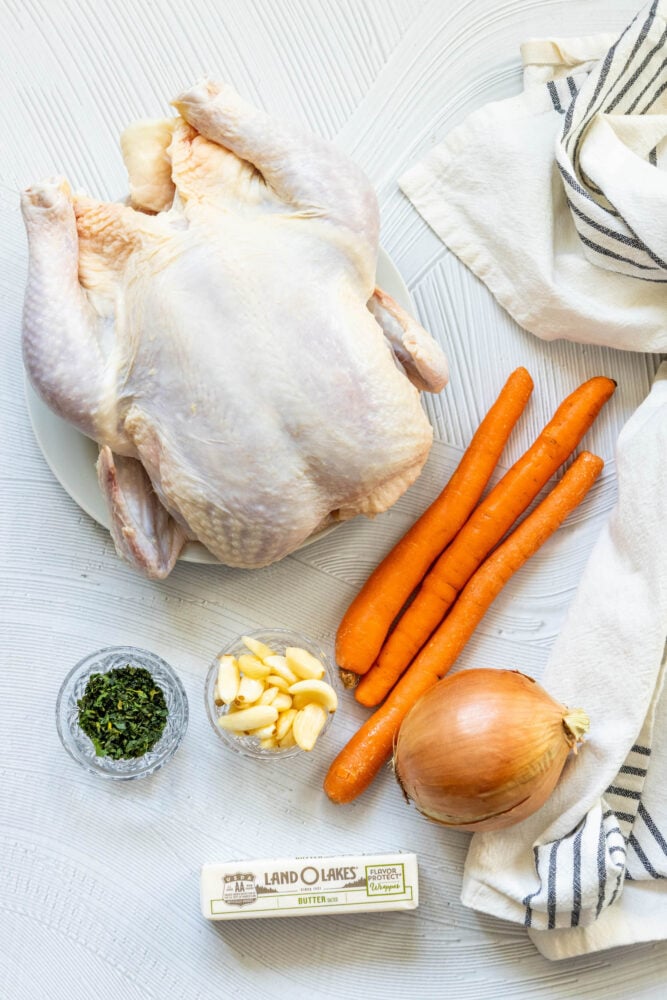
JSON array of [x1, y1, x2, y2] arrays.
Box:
[[24, 248, 413, 564]]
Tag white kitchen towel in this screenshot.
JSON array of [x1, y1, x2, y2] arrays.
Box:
[[461, 362, 667, 960], [399, 0, 667, 352]]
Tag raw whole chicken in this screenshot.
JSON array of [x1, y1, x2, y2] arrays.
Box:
[[21, 82, 448, 578]]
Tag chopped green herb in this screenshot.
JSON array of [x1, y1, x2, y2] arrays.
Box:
[[77, 665, 168, 759]]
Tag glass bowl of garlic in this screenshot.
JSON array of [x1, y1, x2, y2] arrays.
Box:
[[204, 629, 338, 759]]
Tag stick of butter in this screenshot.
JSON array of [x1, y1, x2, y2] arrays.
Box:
[[201, 852, 418, 920]]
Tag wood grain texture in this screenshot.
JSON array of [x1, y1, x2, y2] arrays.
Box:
[[1, 0, 666, 997]]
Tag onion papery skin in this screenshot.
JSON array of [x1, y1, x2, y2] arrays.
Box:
[[393, 668, 588, 832]]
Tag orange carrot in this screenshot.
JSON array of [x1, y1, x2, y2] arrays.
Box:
[[335, 367, 534, 676], [324, 450, 604, 803], [356, 376, 615, 706]]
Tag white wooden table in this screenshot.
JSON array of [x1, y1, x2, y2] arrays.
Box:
[[2, 1, 665, 996]]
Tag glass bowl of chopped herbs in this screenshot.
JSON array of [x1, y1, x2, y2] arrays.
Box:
[[56, 646, 188, 779]]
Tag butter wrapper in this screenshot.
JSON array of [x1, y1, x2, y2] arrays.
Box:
[[201, 852, 418, 920]]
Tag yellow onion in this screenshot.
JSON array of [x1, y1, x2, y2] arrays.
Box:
[[393, 668, 589, 832]]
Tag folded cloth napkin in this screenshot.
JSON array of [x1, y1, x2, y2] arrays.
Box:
[[460, 362, 667, 959], [399, 0, 667, 352]]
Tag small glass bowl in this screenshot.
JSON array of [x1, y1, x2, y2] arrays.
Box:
[[205, 629, 336, 760], [56, 646, 189, 780]]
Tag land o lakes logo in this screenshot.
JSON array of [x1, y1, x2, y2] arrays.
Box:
[[222, 872, 258, 907]]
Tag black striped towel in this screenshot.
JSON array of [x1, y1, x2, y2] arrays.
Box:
[[399, 0, 667, 351], [461, 364, 667, 959], [555, 0, 667, 281]]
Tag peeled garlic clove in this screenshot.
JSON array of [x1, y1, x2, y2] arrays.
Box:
[[259, 736, 279, 750], [278, 727, 297, 749], [248, 722, 277, 738], [288, 679, 337, 713], [290, 692, 311, 711], [215, 655, 240, 705], [285, 646, 326, 680], [234, 675, 265, 706], [275, 708, 298, 741], [266, 674, 291, 693], [242, 636, 277, 661], [272, 692, 293, 713], [258, 685, 280, 706], [292, 702, 328, 751], [237, 653, 271, 679], [264, 655, 298, 686], [218, 705, 279, 732]]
